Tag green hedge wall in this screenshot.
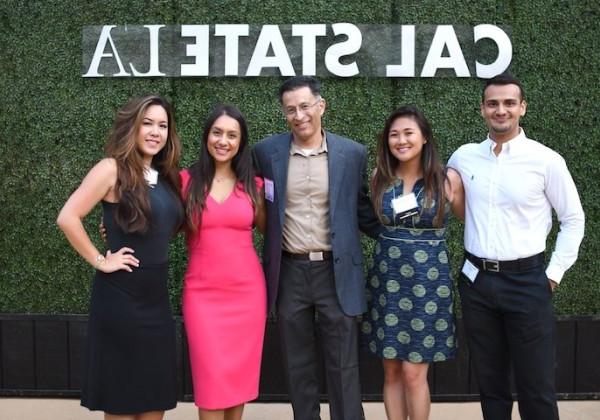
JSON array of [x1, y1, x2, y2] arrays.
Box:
[[1, 0, 598, 315]]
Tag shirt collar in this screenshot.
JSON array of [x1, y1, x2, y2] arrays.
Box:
[[484, 128, 527, 156], [289, 131, 328, 156]]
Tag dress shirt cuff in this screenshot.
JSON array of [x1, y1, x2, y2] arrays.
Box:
[[545, 265, 565, 284]]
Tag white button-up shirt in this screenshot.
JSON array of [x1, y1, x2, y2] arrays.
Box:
[[447, 129, 584, 282]]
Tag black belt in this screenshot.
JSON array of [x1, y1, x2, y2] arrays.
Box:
[[465, 251, 544, 273], [282, 250, 333, 261]]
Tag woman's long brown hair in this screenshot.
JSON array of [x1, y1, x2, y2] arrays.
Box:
[[105, 95, 182, 233], [184, 105, 258, 233], [371, 106, 446, 228]]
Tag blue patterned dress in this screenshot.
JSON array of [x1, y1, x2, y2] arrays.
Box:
[[362, 178, 456, 363]]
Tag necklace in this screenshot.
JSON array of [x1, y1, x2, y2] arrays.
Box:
[[214, 175, 236, 183]]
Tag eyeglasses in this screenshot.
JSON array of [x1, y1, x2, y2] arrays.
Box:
[[282, 97, 322, 117]]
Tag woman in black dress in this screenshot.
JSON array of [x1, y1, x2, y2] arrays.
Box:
[[57, 95, 183, 420]]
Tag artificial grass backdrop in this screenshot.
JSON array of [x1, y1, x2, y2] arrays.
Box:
[[1, 0, 598, 314]]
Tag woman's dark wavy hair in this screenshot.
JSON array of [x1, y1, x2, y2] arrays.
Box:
[[105, 95, 182, 233], [184, 105, 258, 232], [371, 105, 446, 228]]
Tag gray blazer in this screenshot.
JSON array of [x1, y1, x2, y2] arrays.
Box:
[[252, 131, 382, 316]]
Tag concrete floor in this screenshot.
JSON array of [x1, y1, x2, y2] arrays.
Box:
[[1, 399, 599, 420]]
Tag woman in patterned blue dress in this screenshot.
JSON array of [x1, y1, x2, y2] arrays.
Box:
[[362, 106, 464, 420]]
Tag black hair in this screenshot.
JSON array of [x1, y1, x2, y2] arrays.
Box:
[[278, 76, 321, 103], [482, 73, 525, 102]]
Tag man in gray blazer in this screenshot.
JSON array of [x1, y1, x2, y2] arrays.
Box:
[[253, 76, 381, 420]]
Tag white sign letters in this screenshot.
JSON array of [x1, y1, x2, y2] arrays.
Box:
[[82, 24, 512, 78]]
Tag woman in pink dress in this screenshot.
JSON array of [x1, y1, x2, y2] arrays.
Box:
[[181, 105, 266, 420]]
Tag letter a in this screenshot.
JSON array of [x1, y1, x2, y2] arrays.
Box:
[[83, 25, 130, 77]]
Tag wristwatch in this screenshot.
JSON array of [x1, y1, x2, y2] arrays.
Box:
[[95, 254, 106, 269]]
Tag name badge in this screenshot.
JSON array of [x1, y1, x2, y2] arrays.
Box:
[[264, 178, 274, 202], [391, 192, 419, 219], [144, 167, 158, 187], [461, 259, 479, 283]]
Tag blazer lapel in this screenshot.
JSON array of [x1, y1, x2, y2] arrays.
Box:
[[327, 132, 345, 221], [270, 133, 292, 225]]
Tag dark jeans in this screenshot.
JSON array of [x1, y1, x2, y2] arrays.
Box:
[[459, 261, 559, 420], [276, 255, 363, 420]]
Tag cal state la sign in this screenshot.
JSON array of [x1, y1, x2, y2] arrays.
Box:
[[82, 24, 511, 78]]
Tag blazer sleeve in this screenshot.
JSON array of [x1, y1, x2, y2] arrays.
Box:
[[357, 147, 383, 239], [252, 145, 265, 178]]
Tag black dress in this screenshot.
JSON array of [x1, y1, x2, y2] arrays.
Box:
[[81, 177, 182, 414]]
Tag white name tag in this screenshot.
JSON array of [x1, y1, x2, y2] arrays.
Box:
[[264, 178, 274, 202], [144, 167, 158, 186], [391, 192, 418, 218], [461, 259, 480, 283]]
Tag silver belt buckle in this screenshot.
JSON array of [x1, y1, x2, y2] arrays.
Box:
[[482, 259, 500, 272], [309, 251, 324, 261]]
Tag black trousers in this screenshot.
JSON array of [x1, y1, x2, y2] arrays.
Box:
[[276, 255, 363, 420], [459, 260, 559, 420]]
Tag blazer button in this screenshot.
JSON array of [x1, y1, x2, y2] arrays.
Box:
[[334, 258, 340, 263], [331, 232, 336, 238]]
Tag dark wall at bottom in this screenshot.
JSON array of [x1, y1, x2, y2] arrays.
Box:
[[1, 314, 599, 401]]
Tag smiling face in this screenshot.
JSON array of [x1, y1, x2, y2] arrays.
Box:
[[281, 86, 325, 147], [136, 104, 168, 166], [206, 114, 241, 165], [387, 116, 426, 166], [481, 83, 527, 143]]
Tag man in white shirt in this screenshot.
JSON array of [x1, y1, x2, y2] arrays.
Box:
[[447, 74, 585, 420]]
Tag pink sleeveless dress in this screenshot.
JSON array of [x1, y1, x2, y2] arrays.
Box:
[[181, 170, 267, 409]]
